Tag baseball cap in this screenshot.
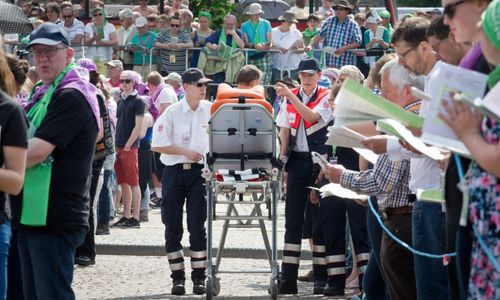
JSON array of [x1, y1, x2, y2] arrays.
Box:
[[181, 68, 212, 84], [297, 59, 321, 74], [135, 16, 148, 28], [27, 22, 71, 48], [104, 60, 123, 69]]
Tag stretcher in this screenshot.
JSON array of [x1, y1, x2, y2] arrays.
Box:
[[202, 84, 282, 299]]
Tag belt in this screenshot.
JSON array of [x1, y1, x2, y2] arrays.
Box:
[[290, 151, 312, 160], [380, 206, 413, 220], [171, 163, 203, 170]]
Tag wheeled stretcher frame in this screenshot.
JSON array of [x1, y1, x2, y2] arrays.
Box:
[[202, 95, 281, 300]]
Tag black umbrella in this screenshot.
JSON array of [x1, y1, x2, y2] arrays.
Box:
[[235, 0, 291, 20], [0, 0, 33, 35]]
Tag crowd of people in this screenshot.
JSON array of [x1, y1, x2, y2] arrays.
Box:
[[0, 0, 499, 299]]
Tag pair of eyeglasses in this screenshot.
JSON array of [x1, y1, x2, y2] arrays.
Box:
[[62, 15, 73, 19], [397, 44, 418, 59], [170, 24, 180, 28], [120, 79, 132, 84], [29, 47, 67, 59], [443, 0, 466, 19], [191, 82, 208, 88], [334, 7, 348, 11], [431, 37, 447, 53], [94, 13, 103, 17]]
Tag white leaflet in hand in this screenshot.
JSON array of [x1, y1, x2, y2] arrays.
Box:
[[311, 151, 328, 169], [382, 119, 445, 160], [476, 83, 500, 121], [353, 147, 379, 164], [326, 126, 367, 148], [324, 46, 339, 57], [421, 61, 487, 156], [309, 183, 369, 200]]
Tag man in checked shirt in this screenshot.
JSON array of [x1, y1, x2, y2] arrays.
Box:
[[324, 58, 424, 300]]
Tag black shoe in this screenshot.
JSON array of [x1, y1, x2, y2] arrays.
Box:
[[278, 280, 298, 294], [96, 223, 110, 235], [298, 269, 314, 282], [192, 278, 206, 295], [171, 280, 186, 295], [324, 285, 345, 296], [112, 216, 129, 227], [123, 218, 140, 228], [75, 255, 95, 267], [313, 281, 326, 295]]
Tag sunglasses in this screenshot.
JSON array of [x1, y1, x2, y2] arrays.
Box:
[[334, 7, 349, 11], [120, 79, 132, 84], [191, 82, 208, 88], [94, 13, 103, 17], [170, 24, 180, 27], [62, 15, 73, 19], [443, 0, 466, 19]]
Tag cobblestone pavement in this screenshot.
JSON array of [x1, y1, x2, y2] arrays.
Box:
[[73, 256, 356, 300]]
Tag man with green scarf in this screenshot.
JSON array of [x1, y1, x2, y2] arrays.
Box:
[[15, 23, 100, 299]]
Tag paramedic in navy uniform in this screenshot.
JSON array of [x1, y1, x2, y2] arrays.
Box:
[[275, 58, 333, 294], [151, 68, 212, 296]]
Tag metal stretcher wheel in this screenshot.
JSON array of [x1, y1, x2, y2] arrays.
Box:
[[206, 277, 212, 300], [212, 276, 221, 296], [269, 264, 279, 300]]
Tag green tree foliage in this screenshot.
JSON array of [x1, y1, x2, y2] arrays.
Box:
[[395, 0, 441, 6], [189, 0, 235, 29]]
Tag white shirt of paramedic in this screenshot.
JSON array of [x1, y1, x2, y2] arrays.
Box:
[[152, 99, 212, 166], [275, 87, 333, 152]]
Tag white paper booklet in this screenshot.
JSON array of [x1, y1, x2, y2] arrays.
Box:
[[470, 82, 500, 121], [326, 126, 367, 148], [309, 183, 369, 200], [377, 119, 445, 160], [353, 147, 379, 165], [421, 61, 488, 157]]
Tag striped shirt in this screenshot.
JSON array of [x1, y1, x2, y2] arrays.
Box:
[[154, 29, 191, 74], [319, 16, 361, 68], [338, 100, 422, 209]]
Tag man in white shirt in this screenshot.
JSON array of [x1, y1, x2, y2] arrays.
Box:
[[363, 17, 449, 300], [275, 59, 333, 295], [116, 8, 136, 70], [59, 2, 85, 61], [151, 68, 212, 296]]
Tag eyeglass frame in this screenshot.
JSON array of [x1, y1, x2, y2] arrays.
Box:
[[119, 79, 133, 84], [397, 44, 419, 60], [190, 82, 209, 88], [430, 37, 447, 53], [28, 46, 68, 59], [443, 0, 466, 19]]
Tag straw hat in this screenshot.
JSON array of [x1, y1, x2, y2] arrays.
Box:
[[246, 3, 264, 15]]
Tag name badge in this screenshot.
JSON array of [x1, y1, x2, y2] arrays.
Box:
[[169, 54, 176, 63]]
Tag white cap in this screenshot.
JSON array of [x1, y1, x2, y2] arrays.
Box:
[[135, 16, 148, 28]]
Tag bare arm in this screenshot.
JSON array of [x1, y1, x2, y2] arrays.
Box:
[[26, 138, 55, 168], [279, 127, 290, 157], [275, 83, 320, 123], [124, 115, 143, 150], [0, 146, 26, 195]]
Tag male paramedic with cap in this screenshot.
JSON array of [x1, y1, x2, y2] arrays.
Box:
[[16, 22, 100, 299], [152, 68, 212, 296], [275, 58, 333, 294]]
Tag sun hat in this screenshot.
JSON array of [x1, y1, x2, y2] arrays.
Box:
[[245, 3, 264, 15]]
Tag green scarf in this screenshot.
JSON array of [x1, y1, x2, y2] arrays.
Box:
[[22, 63, 75, 226], [218, 29, 238, 59], [249, 19, 262, 45], [488, 66, 500, 89]]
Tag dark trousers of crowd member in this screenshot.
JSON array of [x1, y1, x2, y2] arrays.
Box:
[[161, 164, 207, 281], [76, 158, 105, 262], [7, 230, 23, 300], [97, 169, 113, 225], [445, 156, 472, 300], [139, 142, 152, 198], [18, 229, 86, 299], [281, 153, 325, 286], [363, 197, 389, 300], [380, 208, 417, 300], [320, 195, 370, 291]]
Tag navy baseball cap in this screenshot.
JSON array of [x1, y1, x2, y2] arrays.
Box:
[[27, 22, 71, 48], [298, 59, 321, 74], [181, 68, 212, 84]]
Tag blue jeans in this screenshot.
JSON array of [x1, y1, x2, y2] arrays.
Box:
[[0, 221, 11, 300], [412, 201, 448, 300], [18, 229, 86, 300], [363, 198, 388, 300], [97, 169, 113, 224]]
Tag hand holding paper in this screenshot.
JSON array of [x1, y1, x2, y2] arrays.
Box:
[[440, 97, 482, 140], [309, 183, 369, 200]]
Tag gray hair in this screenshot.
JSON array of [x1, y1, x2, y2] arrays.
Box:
[[379, 58, 425, 91], [223, 14, 237, 23], [119, 8, 134, 19]]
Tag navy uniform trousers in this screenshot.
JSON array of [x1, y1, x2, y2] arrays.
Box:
[[281, 152, 328, 283], [161, 164, 207, 281]]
